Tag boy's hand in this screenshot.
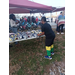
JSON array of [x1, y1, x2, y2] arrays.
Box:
[[37, 32, 44, 36]]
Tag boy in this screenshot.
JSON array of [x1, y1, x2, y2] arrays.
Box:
[[37, 17, 55, 60]]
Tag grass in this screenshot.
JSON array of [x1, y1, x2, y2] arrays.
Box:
[[9, 29, 65, 75]]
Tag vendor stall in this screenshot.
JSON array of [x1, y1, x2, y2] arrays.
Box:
[[9, 0, 65, 43]]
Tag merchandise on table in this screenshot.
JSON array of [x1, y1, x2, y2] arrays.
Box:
[[31, 32, 37, 38], [9, 38, 13, 42], [26, 31, 32, 38], [9, 34, 16, 41], [35, 30, 42, 34], [38, 30, 42, 34], [9, 29, 43, 43], [21, 32, 27, 39], [15, 32, 22, 40], [31, 30, 36, 33]]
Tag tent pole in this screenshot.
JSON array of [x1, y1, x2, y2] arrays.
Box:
[[33, 13, 35, 16], [30, 13, 32, 24], [50, 11, 52, 24]]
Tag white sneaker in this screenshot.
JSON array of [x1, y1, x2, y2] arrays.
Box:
[[61, 32, 64, 34], [57, 32, 60, 34]]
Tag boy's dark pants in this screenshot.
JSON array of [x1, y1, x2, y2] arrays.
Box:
[[45, 36, 55, 56]]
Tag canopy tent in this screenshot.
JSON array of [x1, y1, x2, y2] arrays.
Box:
[[9, 0, 53, 13], [9, 7, 30, 13], [9, 7, 52, 14], [9, 0, 65, 14], [9, 7, 65, 14]]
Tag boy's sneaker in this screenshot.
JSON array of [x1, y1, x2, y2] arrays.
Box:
[[44, 56, 52, 60], [51, 52, 54, 55]]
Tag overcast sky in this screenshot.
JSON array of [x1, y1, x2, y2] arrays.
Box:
[[29, 0, 65, 7]]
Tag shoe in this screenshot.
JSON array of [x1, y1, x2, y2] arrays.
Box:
[[51, 52, 54, 55], [57, 32, 60, 34], [61, 32, 64, 34], [44, 56, 52, 60]]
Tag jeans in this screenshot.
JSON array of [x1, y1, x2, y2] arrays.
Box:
[[11, 27, 17, 33], [56, 24, 59, 32], [11, 27, 18, 44], [58, 24, 64, 32]]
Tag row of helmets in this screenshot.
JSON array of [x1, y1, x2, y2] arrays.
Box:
[[9, 30, 42, 42]]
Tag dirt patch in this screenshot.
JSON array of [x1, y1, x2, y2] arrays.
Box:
[[44, 59, 65, 75], [9, 59, 21, 75]]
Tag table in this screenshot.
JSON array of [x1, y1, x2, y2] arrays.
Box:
[[9, 35, 45, 44]]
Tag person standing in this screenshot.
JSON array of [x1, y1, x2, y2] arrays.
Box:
[[32, 16, 36, 23], [9, 14, 18, 33], [36, 16, 38, 23], [20, 18, 22, 22], [37, 17, 55, 60], [27, 16, 31, 23], [51, 18, 53, 22], [24, 16, 27, 22], [36, 16, 39, 26], [56, 12, 62, 34], [57, 12, 65, 34], [9, 14, 19, 45]]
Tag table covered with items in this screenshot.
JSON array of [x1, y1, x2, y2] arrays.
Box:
[[9, 29, 45, 43]]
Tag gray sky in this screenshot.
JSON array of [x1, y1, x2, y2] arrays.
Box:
[[29, 0, 65, 7]]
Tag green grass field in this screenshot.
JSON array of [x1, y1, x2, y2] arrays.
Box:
[[9, 29, 65, 75]]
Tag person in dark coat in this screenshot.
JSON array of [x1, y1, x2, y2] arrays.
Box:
[[37, 17, 55, 60]]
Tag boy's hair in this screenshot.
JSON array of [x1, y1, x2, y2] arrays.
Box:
[[41, 17, 46, 22]]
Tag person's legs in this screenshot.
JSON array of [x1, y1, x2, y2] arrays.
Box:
[[46, 46, 51, 56], [12, 27, 17, 33], [51, 37, 55, 55], [56, 24, 58, 31], [45, 39, 52, 59], [61, 24, 64, 32], [11, 27, 13, 32], [58, 25, 60, 32], [61, 24, 64, 34], [56, 24, 60, 34], [13, 27, 17, 33]]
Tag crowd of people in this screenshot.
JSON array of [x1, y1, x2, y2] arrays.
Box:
[[9, 12, 65, 34], [20, 16, 40, 25], [9, 14, 41, 33]]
